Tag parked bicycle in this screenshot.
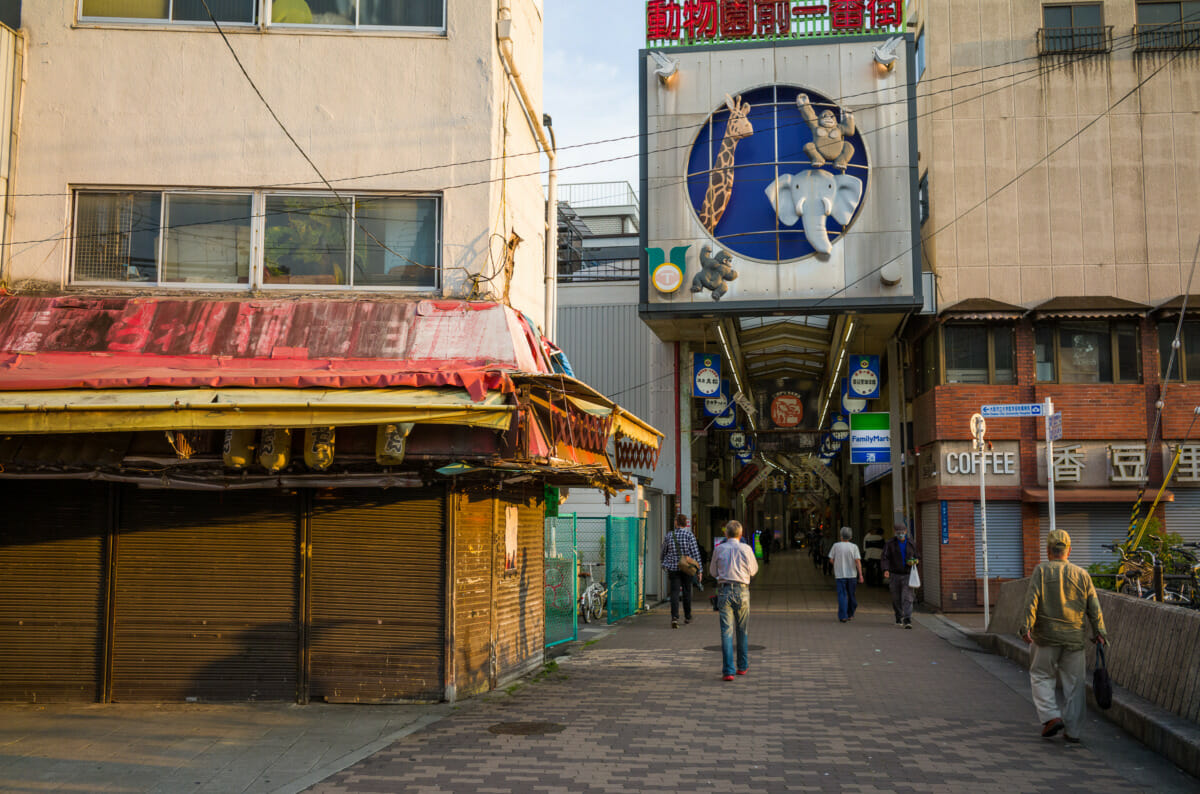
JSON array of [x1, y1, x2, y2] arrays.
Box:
[[1163, 541, 1200, 608], [578, 562, 607, 624], [1099, 542, 1191, 605]]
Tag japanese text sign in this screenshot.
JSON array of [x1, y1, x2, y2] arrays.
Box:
[[693, 353, 722, 397], [646, 0, 905, 47]]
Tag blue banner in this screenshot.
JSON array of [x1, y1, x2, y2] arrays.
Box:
[[693, 353, 722, 397]]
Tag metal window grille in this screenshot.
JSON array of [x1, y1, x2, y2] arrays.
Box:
[[1037, 25, 1113, 54], [544, 514, 578, 648], [74, 193, 135, 282], [1176, 445, 1200, 482], [1134, 21, 1200, 51]]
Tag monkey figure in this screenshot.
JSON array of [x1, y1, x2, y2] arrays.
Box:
[[797, 93, 855, 171], [690, 245, 738, 301]]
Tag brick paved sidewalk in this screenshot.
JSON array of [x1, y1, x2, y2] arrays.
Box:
[[309, 553, 1197, 794]]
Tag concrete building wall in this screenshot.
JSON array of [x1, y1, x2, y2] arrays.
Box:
[[7, 0, 550, 327], [919, 0, 1200, 307]]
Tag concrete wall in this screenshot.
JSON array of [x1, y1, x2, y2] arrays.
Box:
[[7, 0, 550, 326], [920, 0, 1200, 307], [987, 577, 1200, 774]]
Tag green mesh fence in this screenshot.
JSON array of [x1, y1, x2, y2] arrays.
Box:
[[606, 516, 643, 624], [544, 514, 577, 648]]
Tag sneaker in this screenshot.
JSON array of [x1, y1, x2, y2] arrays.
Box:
[[671, 619, 679, 629], [736, 669, 747, 676], [1064, 734, 1080, 744], [903, 619, 912, 629], [895, 618, 902, 625], [722, 674, 735, 681], [1041, 718, 1064, 738], [684, 617, 693, 624]]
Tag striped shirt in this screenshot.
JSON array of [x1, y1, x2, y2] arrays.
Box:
[[660, 529, 702, 572]]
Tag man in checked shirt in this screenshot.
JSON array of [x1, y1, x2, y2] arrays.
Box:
[[709, 520, 759, 681]]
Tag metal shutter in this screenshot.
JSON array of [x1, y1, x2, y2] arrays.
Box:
[[919, 501, 941, 609], [974, 502, 1024, 578], [112, 489, 299, 701], [308, 488, 445, 703], [1037, 504, 1131, 568], [494, 493, 544, 682], [0, 481, 107, 702], [1165, 488, 1200, 544]]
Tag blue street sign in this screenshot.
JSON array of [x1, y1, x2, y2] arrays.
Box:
[[941, 501, 949, 544], [980, 403, 1044, 418], [1048, 411, 1063, 442]]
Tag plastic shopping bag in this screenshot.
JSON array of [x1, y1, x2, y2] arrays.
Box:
[[908, 564, 921, 588]]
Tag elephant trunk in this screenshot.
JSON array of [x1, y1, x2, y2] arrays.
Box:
[[800, 199, 833, 255]]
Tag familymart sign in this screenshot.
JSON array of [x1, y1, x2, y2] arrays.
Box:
[[849, 412, 889, 464]]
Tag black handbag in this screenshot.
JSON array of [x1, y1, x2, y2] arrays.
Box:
[[1093, 644, 1113, 710]]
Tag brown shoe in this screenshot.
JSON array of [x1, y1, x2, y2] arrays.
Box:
[[1041, 718, 1064, 738]]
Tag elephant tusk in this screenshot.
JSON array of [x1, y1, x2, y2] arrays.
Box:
[[795, 197, 805, 215], [822, 197, 833, 216]]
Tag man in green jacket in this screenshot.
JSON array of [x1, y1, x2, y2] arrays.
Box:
[[1020, 529, 1107, 743]]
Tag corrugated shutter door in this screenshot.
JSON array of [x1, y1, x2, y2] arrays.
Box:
[[1037, 504, 1131, 568], [0, 482, 107, 702], [113, 489, 299, 701], [495, 497, 543, 680], [309, 488, 445, 703], [974, 502, 1024, 578], [1165, 489, 1200, 544], [919, 502, 941, 609]]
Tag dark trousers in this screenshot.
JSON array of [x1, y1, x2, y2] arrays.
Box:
[[668, 570, 693, 621], [865, 559, 882, 586]]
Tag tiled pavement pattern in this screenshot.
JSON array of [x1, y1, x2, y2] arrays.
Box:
[[309, 551, 1195, 794]]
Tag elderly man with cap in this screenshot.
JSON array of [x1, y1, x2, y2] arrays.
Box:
[[881, 520, 919, 628], [1020, 528, 1107, 743]]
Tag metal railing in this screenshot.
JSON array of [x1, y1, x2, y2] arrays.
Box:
[[1037, 25, 1113, 54], [558, 257, 639, 282], [558, 182, 639, 210], [1134, 21, 1200, 51]]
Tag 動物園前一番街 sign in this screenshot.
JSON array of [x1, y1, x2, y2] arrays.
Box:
[[849, 411, 889, 464], [645, 0, 906, 48]]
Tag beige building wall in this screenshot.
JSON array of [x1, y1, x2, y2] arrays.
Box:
[[5, 0, 551, 328], [919, 0, 1200, 308]]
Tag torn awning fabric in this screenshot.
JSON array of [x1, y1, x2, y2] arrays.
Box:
[[0, 296, 547, 401]]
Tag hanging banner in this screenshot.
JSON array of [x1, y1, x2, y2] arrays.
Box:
[[842, 378, 866, 414], [704, 379, 732, 417], [848, 355, 881, 399], [850, 412, 890, 464], [693, 352, 722, 397]]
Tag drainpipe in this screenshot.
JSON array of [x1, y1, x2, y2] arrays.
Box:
[[497, 0, 558, 339]]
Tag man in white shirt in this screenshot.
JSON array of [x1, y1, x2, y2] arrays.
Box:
[[708, 520, 759, 681], [828, 526, 864, 623]]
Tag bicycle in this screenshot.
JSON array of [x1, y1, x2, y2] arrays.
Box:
[[543, 558, 576, 615], [578, 562, 607, 624], [1163, 541, 1200, 608], [1099, 542, 1190, 605]]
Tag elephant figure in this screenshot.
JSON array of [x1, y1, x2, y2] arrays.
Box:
[[764, 169, 863, 255]]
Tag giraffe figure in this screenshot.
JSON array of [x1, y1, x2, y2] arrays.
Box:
[[698, 94, 753, 234]]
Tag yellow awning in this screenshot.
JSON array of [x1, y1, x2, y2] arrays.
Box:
[[613, 408, 663, 449], [0, 388, 514, 434]]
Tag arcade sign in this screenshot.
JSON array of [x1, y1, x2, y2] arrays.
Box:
[[847, 355, 880, 399], [646, 0, 906, 48]]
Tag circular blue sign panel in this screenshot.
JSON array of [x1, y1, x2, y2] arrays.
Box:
[[686, 84, 869, 263]]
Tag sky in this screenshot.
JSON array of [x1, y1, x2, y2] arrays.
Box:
[[544, 2, 645, 196]]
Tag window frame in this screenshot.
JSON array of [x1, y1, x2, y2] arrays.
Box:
[[1038, 2, 1110, 54], [1034, 319, 1143, 384], [70, 187, 442, 292], [915, 323, 1016, 391], [76, 0, 448, 34], [1134, 1, 1200, 51], [1158, 320, 1200, 382]]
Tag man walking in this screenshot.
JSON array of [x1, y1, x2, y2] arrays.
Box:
[[863, 525, 884, 586], [709, 520, 758, 681], [881, 521, 919, 628], [660, 514, 702, 629], [828, 526, 864, 622], [1020, 529, 1107, 743]]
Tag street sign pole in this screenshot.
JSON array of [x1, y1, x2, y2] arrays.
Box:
[[971, 413, 989, 629], [1045, 397, 1056, 535]]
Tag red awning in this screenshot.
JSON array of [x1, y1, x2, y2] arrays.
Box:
[[1021, 487, 1173, 503], [0, 296, 552, 401]]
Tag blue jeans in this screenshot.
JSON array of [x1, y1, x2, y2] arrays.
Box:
[[835, 577, 858, 621], [718, 583, 750, 676]]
